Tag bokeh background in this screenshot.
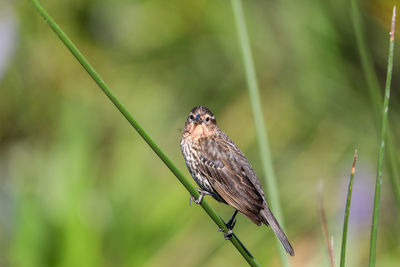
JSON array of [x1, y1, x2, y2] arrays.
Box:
[[1, 0, 400, 266]]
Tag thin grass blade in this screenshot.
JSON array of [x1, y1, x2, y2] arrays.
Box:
[[340, 150, 358, 267], [318, 182, 336, 267], [369, 6, 396, 267]]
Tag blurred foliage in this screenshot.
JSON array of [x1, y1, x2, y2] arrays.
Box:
[[1, 0, 400, 266]]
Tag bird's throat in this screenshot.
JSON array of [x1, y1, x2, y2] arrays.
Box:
[[191, 124, 205, 140]]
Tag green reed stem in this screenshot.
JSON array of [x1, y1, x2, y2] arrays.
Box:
[[350, 0, 400, 212], [231, 0, 290, 266], [29, 0, 260, 266], [369, 6, 396, 267], [340, 150, 358, 267]]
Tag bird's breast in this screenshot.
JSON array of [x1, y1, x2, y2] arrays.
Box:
[[180, 138, 213, 193]]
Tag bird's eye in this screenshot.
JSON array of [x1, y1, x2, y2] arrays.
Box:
[[206, 117, 210, 122], [189, 115, 194, 120]]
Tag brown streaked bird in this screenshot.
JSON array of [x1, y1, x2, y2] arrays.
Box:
[[180, 106, 294, 256]]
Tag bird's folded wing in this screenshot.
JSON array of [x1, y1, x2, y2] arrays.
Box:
[[198, 136, 264, 224]]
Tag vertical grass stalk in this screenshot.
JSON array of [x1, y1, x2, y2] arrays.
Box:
[[340, 150, 358, 267], [349, 0, 381, 111], [369, 6, 396, 267], [350, 0, 400, 212], [29, 0, 260, 266], [231, 0, 290, 266]]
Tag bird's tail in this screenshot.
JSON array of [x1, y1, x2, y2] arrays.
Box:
[[260, 207, 294, 256]]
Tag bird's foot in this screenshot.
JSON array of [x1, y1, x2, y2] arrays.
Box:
[[218, 228, 234, 240], [189, 189, 211, 205], [224, 229, 234, 240], [218, 210, 238, 240], [189, 194, 203, 205]]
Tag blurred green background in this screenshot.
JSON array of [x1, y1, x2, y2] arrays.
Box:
[[1, 0, 400, 266]]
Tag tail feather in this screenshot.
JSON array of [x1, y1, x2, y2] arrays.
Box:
[[260, 207, 294, 256]]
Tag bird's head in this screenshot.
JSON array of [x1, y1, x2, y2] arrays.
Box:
[[184, 106, 218, 138]]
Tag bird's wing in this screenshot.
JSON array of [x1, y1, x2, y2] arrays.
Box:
[[198, 135, 265, 224]]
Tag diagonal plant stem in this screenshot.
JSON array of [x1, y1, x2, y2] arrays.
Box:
[[28, 0, 260, 266], [369, 6, 396, 267], [340, 149, 358, 267], [231, 0, 290, 266], [350, 0, 400, 212]]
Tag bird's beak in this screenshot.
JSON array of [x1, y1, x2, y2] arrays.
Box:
[[193, 114, 202, 125]]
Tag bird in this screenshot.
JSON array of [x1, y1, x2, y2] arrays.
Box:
[[180, 105, 294, 256]]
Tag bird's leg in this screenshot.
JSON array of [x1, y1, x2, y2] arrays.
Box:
[[219, 210, 239, 240], [226, 210, 238, 230], [189, 189, 211, 205]]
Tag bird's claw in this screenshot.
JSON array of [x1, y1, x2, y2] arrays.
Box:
[[224, 218, 236, 240], [189, 189, 209, 205], [224, 229, 234, 240], [218, 210, 238, 240], [189, 194, 204, 205], [218, 228, 234, 240]]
